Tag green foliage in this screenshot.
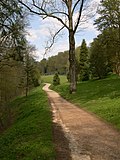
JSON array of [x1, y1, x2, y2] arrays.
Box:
[[94, 0, 120, 75], [39, 58, 48, 74], [89, 36, 108, 79], [21, 45, 41, 96], [52, 74, 120, 130], [31, 67, 41, 87], [95, 0, 120, 31], [0, 48, 41, 128], [0, 0, 27, 61], [0, 60, 25, 102], [0, 60, 25, 130], [53, 73, 60, 85], [79, 39, 89, 81], [39, 51, 69, 75], [0, 0, 37, 101], [0, 86, 55, 159], [39, 47, 81, 80]]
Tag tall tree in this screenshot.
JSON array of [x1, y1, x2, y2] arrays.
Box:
[[95, 0, 120, 75], [0, 0, 27, 104], [95, 0, 120, 30], [18, 0, 96, 93], [99, 29, 119, 74], [79, 39, 89, 81], [89, 36, 108, 79], [0, 0, 27, 61], [0, 0, 34, 129], [24, 44, 40, 96]]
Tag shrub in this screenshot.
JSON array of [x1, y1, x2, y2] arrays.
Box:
[[53, 73, 60, 85]]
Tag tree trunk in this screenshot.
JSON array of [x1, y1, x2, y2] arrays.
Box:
[[118, 22, 120, 75], [26, 70, 29, 97], [69, 30, 76, 93], [68, 1, 76, 93]]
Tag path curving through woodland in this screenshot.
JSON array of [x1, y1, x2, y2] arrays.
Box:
[[43, 83, 120, 160]]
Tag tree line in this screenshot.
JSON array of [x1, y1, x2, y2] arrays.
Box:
[[39, 51, 69, 75], [0, 0, 40, 130]]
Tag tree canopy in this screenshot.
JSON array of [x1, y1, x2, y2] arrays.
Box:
[[95, 0, 120, 75]]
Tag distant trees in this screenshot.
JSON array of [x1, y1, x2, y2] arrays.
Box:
[[39, 51, 69, 75], [39, 58, 48, 74]]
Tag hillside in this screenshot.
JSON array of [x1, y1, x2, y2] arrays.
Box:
[[0, 86, 55, 160]]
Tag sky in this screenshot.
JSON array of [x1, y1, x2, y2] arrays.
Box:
[[26, 0, 100, 61]]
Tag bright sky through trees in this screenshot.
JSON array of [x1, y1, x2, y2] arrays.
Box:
[[26, 0, 100, 61]]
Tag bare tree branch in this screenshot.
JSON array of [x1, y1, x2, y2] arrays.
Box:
[[44, 26, 65, 54], [18, 0, 69, 29], [61, 0, 68, 7], [74, 0, 85, 33], [72, 0, 81, 15], [49, 11, 68, 17]]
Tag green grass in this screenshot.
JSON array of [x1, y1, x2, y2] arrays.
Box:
[[52, 74, 120, 130], [0, 86, 55, 160], [41, 75, 67, 84]]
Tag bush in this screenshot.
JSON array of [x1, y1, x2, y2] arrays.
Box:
[[53, 73, 60, 85]]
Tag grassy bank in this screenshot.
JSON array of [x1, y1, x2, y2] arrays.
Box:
[[51, 75, 120, 130], [0, 86, 55, 160]]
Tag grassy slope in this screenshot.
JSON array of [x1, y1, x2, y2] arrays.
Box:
[[0, 86, 55, 160], [51, 75, 120, 130], [41, 75, 67, 84]]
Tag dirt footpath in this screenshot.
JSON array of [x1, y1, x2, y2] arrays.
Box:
[[43, 83, 120, 160]]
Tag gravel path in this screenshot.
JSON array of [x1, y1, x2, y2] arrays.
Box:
[[43, 83, 120, 160]]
